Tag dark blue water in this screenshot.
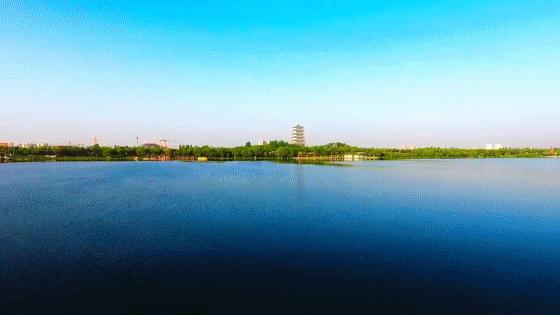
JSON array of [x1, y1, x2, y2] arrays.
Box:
[[1, 160, 559, 314]]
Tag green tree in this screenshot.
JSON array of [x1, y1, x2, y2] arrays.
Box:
[[136, 147, 146, 157]]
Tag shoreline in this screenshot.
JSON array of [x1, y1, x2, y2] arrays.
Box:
[[1, 156, 558, 164]]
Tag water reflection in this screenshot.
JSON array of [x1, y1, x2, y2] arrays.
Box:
[[293, 164, 306, 203]]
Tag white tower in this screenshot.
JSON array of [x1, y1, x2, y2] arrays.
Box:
[[291, 124, 305, 146]]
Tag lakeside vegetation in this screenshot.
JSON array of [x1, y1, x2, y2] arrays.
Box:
[[1, 141, 558, 162]]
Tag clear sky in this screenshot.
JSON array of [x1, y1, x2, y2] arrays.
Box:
[[1, 1, 559, 147]]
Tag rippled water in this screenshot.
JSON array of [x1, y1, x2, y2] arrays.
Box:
[[1, 160, 559, 314]]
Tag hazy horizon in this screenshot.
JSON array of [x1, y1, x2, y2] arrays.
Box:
[[1, 1, 559, 147]]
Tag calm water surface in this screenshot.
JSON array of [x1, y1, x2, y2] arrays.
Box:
[[1, 160, 559, 314]]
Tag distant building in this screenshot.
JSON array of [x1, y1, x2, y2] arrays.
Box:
[[159, 139, 169, 148], [258, 140, 268, 146], [141, 143, 161, 148], [485, 144, 503, 150], [291, 124, 305, 146], [401, 145, 416, 150], [20, 143, 37, 148], [0, 141, 14, 148]]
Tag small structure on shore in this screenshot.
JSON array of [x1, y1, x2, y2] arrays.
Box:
[[141, 155, 171, 161], [0, 154, 12, 163], [343, 154, 364, 161], [296, 153, 343, 161]]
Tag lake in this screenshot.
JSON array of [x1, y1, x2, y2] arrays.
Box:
[[1, 160, 559, 314]]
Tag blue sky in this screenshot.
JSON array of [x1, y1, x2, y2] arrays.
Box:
[[1, 1, 559, 147]]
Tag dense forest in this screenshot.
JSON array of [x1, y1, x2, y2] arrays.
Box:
[[1, 141, 558, 162]]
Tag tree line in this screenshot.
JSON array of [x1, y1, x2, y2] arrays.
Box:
[[1, 141, 558, 161]]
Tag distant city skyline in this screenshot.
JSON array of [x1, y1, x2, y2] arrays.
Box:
[[1, 1, 559, 147]]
